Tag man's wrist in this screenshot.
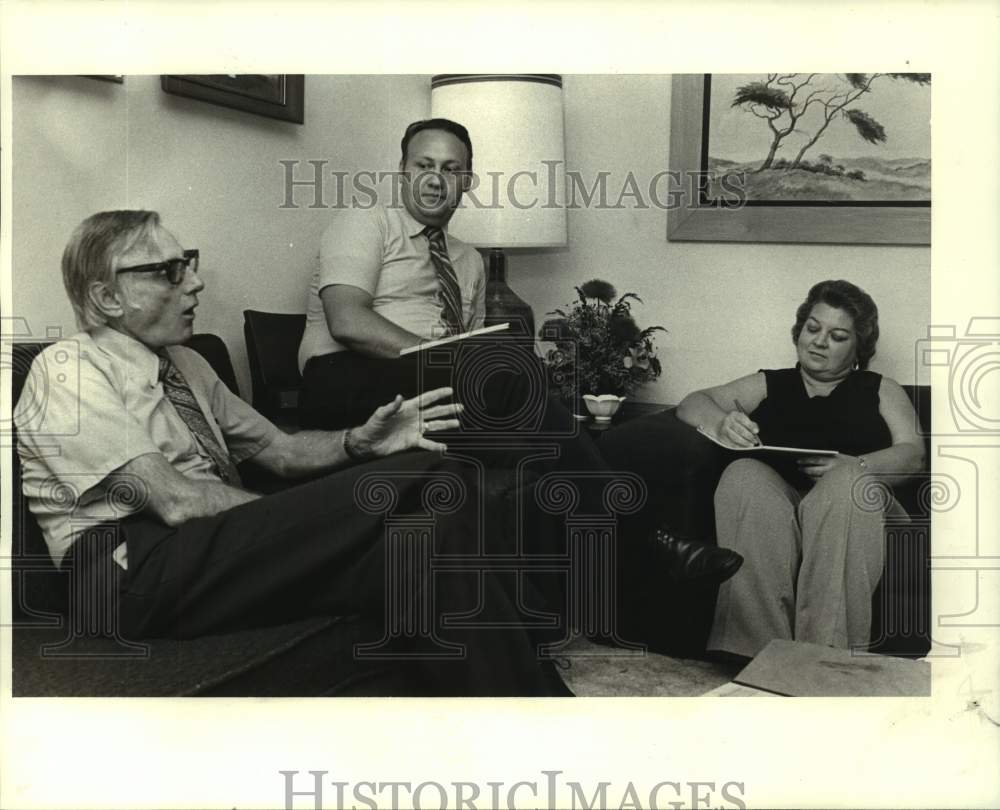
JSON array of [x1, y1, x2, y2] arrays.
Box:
[[342, 428, 376, 462]]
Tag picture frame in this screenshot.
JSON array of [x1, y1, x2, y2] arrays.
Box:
[[667, 74, 930, 246], [160, 74, 304, 124]]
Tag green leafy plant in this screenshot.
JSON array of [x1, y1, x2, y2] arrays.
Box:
[[539, 279, 666, 401]]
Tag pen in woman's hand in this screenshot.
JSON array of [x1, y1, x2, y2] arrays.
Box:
[[734, 399, 762, 446]]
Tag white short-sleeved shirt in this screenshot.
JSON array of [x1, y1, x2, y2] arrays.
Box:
[[14, 327, 279, 568], [297, 201, 486, 371]]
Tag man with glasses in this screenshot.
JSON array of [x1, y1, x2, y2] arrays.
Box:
[[14, 209, 574, 696]]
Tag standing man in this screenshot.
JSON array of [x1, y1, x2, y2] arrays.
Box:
[[15, 209, 572, 696]]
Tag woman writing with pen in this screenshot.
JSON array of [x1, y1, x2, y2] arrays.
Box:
[[676, 280, 925, 661]]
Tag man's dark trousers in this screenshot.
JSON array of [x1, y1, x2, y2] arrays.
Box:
[[75, 451, 567, 696]]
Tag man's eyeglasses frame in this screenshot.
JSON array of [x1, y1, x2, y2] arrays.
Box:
[[115, 249, 199, 285]]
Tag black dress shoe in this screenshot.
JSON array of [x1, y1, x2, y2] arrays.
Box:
[[651, 529, 743, 585]]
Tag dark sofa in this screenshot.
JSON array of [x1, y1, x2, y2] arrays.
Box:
[[9, 333, 929, 695], [605, 386, 932, 658]]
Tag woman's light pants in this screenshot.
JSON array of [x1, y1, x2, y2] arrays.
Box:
[[708, 458, 906, 658]]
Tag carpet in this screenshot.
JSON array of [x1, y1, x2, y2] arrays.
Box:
[[554, 637, 742, 697]]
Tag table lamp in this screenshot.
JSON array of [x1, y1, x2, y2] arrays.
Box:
[[431, 74, 567, 338]]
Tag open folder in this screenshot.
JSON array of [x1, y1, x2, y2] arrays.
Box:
[[696, 426, 838, 457], [398, 322, 510, 356]]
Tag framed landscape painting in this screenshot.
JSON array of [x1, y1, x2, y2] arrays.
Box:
[[667, 73, 931, 245], [161, 74, 304, 124]]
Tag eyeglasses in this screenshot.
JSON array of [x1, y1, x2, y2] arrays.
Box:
[[116, 249, 199, 286]]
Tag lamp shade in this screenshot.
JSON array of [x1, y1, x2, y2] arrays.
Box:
[[431, 74, 567, 248]]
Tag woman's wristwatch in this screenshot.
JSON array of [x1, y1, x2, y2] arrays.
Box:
[[857, 455, 868, 470]]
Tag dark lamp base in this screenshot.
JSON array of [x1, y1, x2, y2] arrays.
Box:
[[483, 248, 535, 338]]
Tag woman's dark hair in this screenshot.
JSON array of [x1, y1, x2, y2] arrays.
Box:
[[400, 118, 473, 172], [791, 279, 880, 370]]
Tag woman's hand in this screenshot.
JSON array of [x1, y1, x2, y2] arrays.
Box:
[[718, 410, 761, 448], [350, 387, 463, 458], [796, 453, 860, 482]]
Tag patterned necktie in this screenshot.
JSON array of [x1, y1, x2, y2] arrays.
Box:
[[158, 353, 241, 486], [424, 226, 465, 336]]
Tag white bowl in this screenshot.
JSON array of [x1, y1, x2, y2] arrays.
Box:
[[582, 394, 626, 422]]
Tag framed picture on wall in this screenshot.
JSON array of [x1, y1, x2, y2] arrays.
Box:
[[161, 74, 304, 124], [667, 73, 931, 245]]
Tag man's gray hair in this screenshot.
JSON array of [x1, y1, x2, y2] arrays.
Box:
[[62, 210, 162, 330]]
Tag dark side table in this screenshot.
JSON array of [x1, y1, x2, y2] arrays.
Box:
[[583, 400, 671, 435]]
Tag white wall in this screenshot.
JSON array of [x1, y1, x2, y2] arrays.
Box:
[[12, 74, 430, 397], [511, 75, 931, 404], [12, 74, 930, 404]]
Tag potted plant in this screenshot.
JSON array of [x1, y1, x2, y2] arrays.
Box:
[[539, 279, 666, 420]]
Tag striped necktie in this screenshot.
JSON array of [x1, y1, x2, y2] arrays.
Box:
[[423, 226, 465, 336], [158, 353, 242, 486]]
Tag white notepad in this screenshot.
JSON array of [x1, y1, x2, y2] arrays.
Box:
[[696, 426, 838, 457], [398, 322, 510, 356]]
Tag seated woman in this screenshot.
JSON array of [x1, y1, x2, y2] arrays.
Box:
[[676, 279, 925, 659]]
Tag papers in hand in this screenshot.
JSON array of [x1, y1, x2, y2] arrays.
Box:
[[696, 426, 838, 457], [399, 322, 510, 356]]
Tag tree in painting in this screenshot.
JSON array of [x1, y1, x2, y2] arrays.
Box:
[[732, 73, 931, 174]]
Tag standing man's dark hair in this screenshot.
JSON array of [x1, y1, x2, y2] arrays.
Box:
[[401, 118, 473, 172]]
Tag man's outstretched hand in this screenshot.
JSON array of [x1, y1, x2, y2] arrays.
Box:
[[351, 387, 463, 458]]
